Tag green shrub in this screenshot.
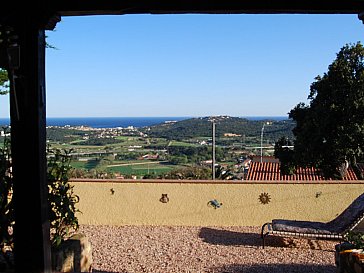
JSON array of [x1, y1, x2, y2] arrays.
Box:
[[47, 148, 80, 248], [0, 129, 14, 268], [345, 231, 364, 249], [0, 133, 80, 270]]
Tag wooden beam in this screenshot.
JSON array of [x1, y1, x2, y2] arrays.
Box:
[[50, 0, 364, 16], [9, 18, 51, 273], [2, 1, 364, 30]]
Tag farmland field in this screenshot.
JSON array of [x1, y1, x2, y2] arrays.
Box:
[[106, 162, 177, 176], [168, 140, 198, 147], [71, 159, 100, 170]]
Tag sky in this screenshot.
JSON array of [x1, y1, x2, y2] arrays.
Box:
[[1, 14, 364, 118]]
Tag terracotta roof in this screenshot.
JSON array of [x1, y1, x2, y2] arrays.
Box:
[[246, 162, 360, 181]]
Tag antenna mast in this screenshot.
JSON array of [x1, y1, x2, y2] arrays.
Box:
[[212, 121, 216, 180]]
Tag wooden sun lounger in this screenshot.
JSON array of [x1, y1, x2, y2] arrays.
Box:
[[261, 193, 364, 248]]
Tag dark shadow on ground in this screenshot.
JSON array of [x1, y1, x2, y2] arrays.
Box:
[[199, 227, 286, 248], [209, 263, 336, 273]]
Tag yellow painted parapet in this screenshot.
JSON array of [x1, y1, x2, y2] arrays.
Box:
[[70, 179, 364, 226]]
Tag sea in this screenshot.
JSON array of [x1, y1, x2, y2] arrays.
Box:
[[0, 116, 288, 128]]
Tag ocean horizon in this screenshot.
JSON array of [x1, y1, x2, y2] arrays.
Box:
[[0, 116, 289, 128]]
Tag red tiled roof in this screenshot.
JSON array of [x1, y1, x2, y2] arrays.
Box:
[[246, 162, 359, 181]]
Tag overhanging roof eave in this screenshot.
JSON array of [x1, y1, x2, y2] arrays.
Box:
[[53, 0, 364, 17], [2, 0, 364, 30]]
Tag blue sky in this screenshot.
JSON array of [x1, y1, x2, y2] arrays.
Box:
[[1, 14, 364, 117]]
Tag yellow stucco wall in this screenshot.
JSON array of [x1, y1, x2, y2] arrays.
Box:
[[70, 179, 364, 226]]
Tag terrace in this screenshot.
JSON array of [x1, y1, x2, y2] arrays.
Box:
[[1, 1, 364, 273], [65, 178, 363, 272], [82, 225, 337, 273]]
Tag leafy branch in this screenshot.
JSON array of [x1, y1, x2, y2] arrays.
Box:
[[345, 231, 364, 249]]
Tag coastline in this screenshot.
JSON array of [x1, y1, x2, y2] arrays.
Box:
[[0, 116, 289, 128]]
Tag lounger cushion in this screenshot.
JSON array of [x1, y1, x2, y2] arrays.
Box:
[[327, 193, 364, 233], [272, 219, 333, 234], [272, 193, 364, 235]]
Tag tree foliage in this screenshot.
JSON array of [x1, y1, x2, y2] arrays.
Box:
[[167, 145, 226, 164], [163, 166, 212, 180], [289, 42, 364, 179], [274, 137, 295, 175], [0, 128, 13, 268], [0, 69, 9, 95]]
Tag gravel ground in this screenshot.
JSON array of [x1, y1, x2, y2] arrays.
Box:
[[79, 225, 338, 273]]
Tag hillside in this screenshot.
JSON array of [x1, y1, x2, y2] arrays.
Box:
[[143, 116, 295, 141]]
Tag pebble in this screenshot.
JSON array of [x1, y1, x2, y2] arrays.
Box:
[[81, 225, 337, 273]]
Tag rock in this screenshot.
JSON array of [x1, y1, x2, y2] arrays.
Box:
[[52, 233, 92, 272], [335, 243, 364, 273]]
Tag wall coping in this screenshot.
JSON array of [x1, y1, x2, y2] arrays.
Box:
[[70, 178, 364, 185]]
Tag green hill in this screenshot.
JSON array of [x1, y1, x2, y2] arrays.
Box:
[[143, 116, 295, 141]]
